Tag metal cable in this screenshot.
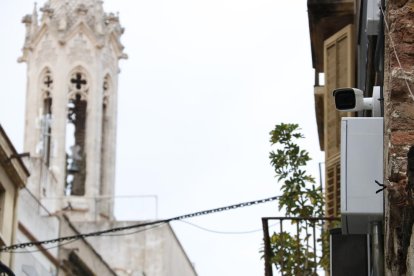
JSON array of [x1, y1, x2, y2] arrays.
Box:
[[1, 195, 279, 252], [379, 4, 414, 101], [176, 220, 280, 235]]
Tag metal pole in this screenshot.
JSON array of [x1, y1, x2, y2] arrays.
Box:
[[280, 219, 285, 276], [370, 221, 384, 276], [296, 222, 300, 271], [312, 223, 317, 274], [262, 218, 273, 276]]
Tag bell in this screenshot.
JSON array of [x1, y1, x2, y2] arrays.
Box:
[[67, 160, 80, 174]]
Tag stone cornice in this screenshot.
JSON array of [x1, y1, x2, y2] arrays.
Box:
[[0, 125, 30, 189]]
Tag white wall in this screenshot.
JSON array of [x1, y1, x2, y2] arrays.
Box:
[[74, 221, 197, 276]]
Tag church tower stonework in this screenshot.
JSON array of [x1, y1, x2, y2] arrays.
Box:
[[20, 0, 126, 221], [15, 2, 198, 275]]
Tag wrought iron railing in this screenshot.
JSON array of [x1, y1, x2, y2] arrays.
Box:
[[262, 217, 340, 276]]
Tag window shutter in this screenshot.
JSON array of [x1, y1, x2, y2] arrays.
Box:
[[326, 154, 341, 217], [323, 24, 354, 217]]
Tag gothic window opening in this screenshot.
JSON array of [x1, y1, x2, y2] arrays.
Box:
[[43, 94, 52, 166], [44, 74, 53, 88], [65, 71, 88, 196], [100, 76, 110, 196], [71, 73, 87, 90], [41, 70, 53, 166]]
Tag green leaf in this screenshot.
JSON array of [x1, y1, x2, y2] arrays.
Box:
[[265, 123, 326, 274]]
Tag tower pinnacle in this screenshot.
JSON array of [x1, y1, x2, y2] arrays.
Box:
[[21, 0, 126, 221]]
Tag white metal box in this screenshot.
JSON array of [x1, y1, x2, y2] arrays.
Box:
[[341, 117, 383, 234]]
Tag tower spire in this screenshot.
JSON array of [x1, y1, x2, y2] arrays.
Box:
[[32, 2, 38, 29], [21, 0, 126, 221]]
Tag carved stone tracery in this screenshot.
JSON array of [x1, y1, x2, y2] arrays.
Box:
[[68, 34, 92, 64], [36, 38, 58, 65]]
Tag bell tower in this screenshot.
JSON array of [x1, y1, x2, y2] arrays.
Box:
[[20, 0, 126, 221]]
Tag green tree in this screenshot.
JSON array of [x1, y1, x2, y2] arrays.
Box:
[[267, 123, 325, 275]]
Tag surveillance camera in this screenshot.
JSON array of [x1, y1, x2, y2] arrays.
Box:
[[332, 87, 381, 117], [332, 88, 366, 111]]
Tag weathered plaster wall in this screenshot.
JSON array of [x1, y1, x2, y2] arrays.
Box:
[[0, 166, 18, 267], [74, 221, 198, 276]]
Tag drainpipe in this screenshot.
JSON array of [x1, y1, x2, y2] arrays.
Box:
[[370, 221, 384, 276]]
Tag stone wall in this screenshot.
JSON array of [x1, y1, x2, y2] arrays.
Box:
[[384, 1, 414, 275]]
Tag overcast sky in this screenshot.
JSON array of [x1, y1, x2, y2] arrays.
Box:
[[0, 1, 323, 275]]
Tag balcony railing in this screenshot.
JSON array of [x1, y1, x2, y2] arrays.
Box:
[[262, 216, 340, 276]]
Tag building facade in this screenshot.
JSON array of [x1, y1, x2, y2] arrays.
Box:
[[308, 0, 386, 274], [20, 0, 124, 221], [308, 0, 385, 222], [0, 125, 30, 270], [11, 1, 197, 275], [308, 0, 355, 220]]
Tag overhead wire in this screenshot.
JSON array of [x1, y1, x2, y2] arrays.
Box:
[[100, 223, 165, 237], [175, 220, 280, 235], [8, 224, 169, 254], [379, 4, 414, 101], [8, 239, 80, 254], [1, 195, 280, 253]]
